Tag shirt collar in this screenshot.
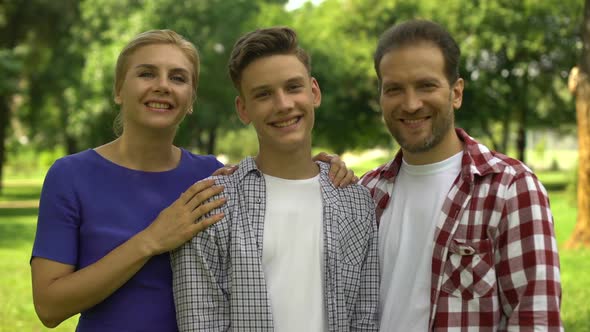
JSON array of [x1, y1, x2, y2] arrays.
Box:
[[377, 128, 505, 184]]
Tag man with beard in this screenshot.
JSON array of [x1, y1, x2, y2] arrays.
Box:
[[360, 19, 563, 331]]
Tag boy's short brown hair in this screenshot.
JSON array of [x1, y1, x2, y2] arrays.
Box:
[[228, 26, 311, 90]]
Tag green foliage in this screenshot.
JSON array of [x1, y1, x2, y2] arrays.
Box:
[[0, 0, 584, 160], [432, 0, 581, 151], [0, 49, 21, 94], [4, 146, 64, 178], [286, 0, 403, 152], [216, 127, 259, 163]]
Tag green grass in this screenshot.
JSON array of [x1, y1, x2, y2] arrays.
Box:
[[545, 190, 590, 332], [0, 184, 42, 202], [0, 184, 79, 331], [0, 164, 587, 331]]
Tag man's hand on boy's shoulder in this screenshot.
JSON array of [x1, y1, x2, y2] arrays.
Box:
[[312, 152, 358, 188]]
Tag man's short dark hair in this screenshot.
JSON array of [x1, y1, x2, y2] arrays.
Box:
[[374, 19, 460, 84], [228, 26, 311, 90]]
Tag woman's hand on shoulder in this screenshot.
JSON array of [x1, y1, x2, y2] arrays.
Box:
[[139, 179, 227, 255]]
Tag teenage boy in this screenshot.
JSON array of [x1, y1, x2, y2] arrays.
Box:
[[172, 26, 379, 332]]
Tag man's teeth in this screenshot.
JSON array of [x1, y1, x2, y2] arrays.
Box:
[[404, 119, 425, 124], [147, 102, 171, 109], [274, 117, 298, 128]]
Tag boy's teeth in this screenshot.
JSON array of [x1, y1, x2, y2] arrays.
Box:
[[274, 118, 298, 128], [147, 102, 170, 109]]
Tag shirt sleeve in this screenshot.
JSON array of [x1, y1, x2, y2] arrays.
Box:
[[170, 186, 231, 332], [351, 191, 380, 331], [31, 159, 80, 265], [497, 172, 563, 330]]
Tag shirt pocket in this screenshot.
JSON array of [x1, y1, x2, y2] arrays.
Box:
[[441, 239, 496, 299]]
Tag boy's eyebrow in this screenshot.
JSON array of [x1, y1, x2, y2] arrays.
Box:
[[248, 84, 271, 95], [247, 75, 307, 94]]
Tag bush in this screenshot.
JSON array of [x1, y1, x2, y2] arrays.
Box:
[[216, 127, 259, 163]]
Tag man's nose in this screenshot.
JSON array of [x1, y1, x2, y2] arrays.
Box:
[[401, 89, 423, 113]]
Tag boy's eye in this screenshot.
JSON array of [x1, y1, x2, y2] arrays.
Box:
[[254, 91, 270, 99], [384, 86, 401, 94]]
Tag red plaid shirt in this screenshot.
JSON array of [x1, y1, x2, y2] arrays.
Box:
[[360, 128, 562, 331]]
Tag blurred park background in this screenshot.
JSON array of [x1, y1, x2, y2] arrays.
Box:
[[1, 0, 590, 330]]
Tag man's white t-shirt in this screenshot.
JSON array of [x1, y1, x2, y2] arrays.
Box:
[[262, 173, 327, 332], [379, 152, 462, 331]]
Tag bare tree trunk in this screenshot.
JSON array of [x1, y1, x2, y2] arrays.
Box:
[[0, 97, 9, 194], [206, 127, 217, 155], [500, 117, 510, 154], [516, 125, 526, 164], [516, 78, 529, 164], [566, 0, 590, 247], [0, 2, 26, 194], [567, 67, 590, 248]]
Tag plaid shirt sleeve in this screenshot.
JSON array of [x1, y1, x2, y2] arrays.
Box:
[[351, 192, 380, 331], [171, 177, 231, 332], [496, 171, 562, 330]]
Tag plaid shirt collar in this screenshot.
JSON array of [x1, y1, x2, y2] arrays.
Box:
[[373, 128, 507, 184], [234, 156, 341, 206]]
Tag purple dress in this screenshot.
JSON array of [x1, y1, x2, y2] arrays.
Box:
[[32, 149, 223, 331]]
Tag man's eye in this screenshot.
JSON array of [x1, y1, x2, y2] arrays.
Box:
[[288, 84, 303, 91], [420, 82, 437, 90]]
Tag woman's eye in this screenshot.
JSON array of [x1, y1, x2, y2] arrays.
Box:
[[171, 75, 187, 83], [139, 71, 155, 78]]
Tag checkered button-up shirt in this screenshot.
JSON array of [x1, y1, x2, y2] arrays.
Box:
[[172, 157, 379, 331], [360, 128, 562, 331]]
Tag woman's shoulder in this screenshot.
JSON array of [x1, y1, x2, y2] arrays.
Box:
[[47, 149, 98, 173], [180, 149, 224, 169]]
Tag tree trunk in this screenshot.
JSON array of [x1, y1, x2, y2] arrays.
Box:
[[516, 126, 526, 163], [566, 69, 590, 248], [566, 0, 590, 248], [500, 117, 510, 154], [516, 78, 529, 164], [0, 97, 9, 194], [206, 127, 217, 155]]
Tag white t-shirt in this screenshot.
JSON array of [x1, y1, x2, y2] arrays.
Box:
[[379, 152, 462, 331], [262, 173, 327, 332]]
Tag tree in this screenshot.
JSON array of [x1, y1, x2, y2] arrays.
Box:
[[70, 0, 287, 154], [282, 0, 580, 156], [0, 0, 81, 192], [566, 0, 590, 248], [426, 0, 580, 159]]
